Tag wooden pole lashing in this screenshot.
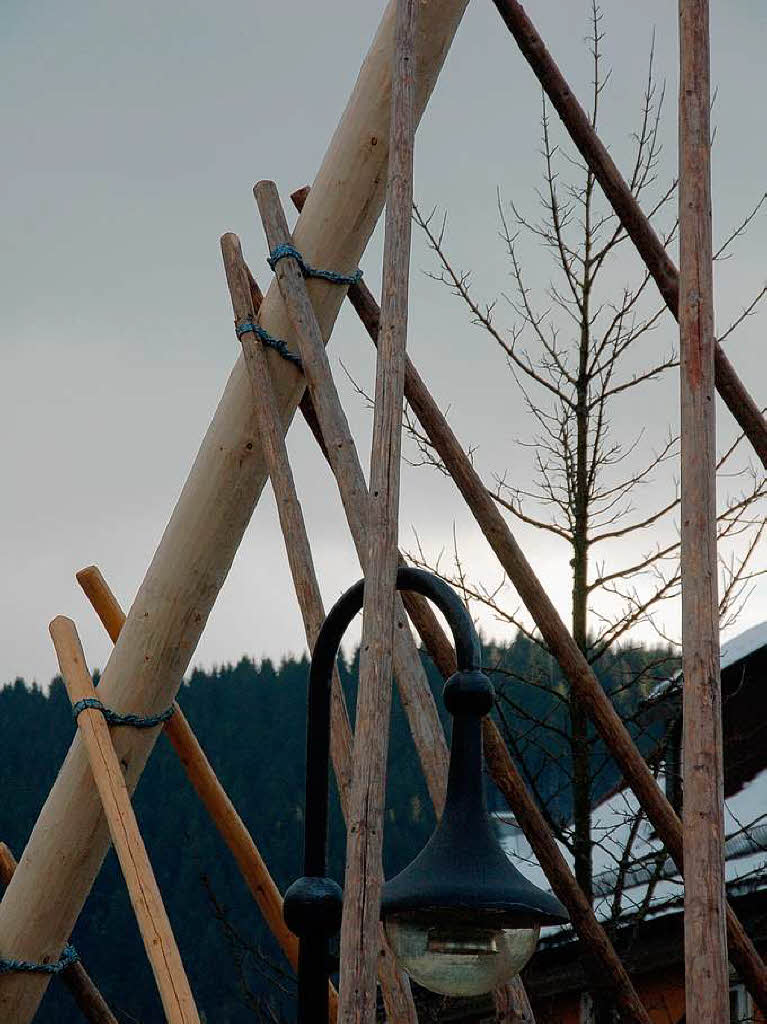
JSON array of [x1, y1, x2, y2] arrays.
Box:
[[678, 1, 729, 1018], [490, 0, 767, 472], [74, 566, 343, 1019], [0, 6, 469, 1018], [219, 235, 417, 1023], [254, 180, 450, 817], [339, 0, 418, 1018], [0, 846, 118, 1024], [48, 617, 200, 1024]]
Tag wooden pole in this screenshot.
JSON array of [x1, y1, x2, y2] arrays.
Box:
[[294, 210, 767, 1013], [339, 1, 417, 1018], [74, 565, 342, 1019], [678, 2, 728, 1019], [254, 181, 449, 818], [0, 847, 119, 1024], [219, 236, 417, 1023], [490, 0, 767, 472], [48, 617, 200, 1024], [243, 230, 533, 1023], [0, 5, 469, 1018]]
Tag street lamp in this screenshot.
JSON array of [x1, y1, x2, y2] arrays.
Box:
[[284, 568, 568, 1021]]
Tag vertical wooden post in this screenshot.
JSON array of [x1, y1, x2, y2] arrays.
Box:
[[489, 0, 767, 472], [219, 237, 417, 1023], [678, 2, 728, 1020], [339, 3, 417, 1020], [48, 617, 200, 1024]]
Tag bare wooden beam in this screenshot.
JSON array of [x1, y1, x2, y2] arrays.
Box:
[[490, 0, 767, 471], [0, 845, 118, 1024], [339, 1, 417, 1018], [312, 227, 767, 1014], [219, 235, 416, 1023], [0, 5, 469, 1018], [678, 2, 728, 1018], [75, 566, 345, 1019], [254, 180, 449, 815], [49, 617, 200, 1024], [291, 185, 655, 1024]]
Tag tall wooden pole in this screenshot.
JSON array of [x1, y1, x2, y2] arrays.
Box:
[[0, 4, 468, 1019], [678, 2, 728, 1019], [297, 212, 765, 1012], [243, 227, 533, 1022], [49, 618, 200, 1024], [490, 0, 767, 472], [219, 236, 417, 1024], [339, 2, 417, 1020]]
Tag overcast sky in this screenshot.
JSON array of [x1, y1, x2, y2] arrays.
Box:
[[2, 0, 766, 687]]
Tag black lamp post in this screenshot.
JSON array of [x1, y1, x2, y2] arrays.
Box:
[[283, 568, 568, 1022]]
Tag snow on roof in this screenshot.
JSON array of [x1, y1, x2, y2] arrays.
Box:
[[495, 763, 767, 936], [647, 620, 767, 703]]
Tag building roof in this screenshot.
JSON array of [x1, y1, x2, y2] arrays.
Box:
[[494, 620, 767, 941]]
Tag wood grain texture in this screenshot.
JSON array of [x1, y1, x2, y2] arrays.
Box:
[[0, 843, 119, 1024], [219, 237, 415, 1022], [678, 2, 728, 1020], [49, 617, 200, 1024], [324, 231, 767, 1014], [339, 2, 417, 1019], [491, 0, 767, 472], [0, 6, 468, 1019]]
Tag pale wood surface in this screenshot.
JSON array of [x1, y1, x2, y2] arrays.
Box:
[[254, 181, 449, 813], [678, 2, 728, 1020], [220, 237, 415, 1022], [0, 5, 468, 1019], [491, 0, 767, 472], [49, 617, 200, 1024], [342, 263, 767, 1013], [339, 1, 417, 1018], [75, 565, 343, 1017], [0, 843, 119, 1024]]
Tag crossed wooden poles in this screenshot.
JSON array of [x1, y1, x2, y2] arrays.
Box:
[[0, 0, 765, 1021]]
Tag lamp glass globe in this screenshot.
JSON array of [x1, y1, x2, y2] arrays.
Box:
[[383, 917, 540, 997]]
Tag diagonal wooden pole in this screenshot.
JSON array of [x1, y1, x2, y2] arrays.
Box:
[[220, 233, 417, 1024], [0, 845, 118, 1024], [254, 181, 449, 818], [490, 0, 767, 472], [288, 193, 765, 1013], [339, 1, 417, 1018], [0, 4, 469, 1019], [49, 617, 200, 1024], [678, 1, 728, 1019], [74, 568, 306, 994], [241, 232, 535, 1024]]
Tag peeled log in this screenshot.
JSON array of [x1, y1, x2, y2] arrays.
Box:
[[0, 2, 469, 1019]]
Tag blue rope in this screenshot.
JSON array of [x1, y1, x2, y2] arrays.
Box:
[[0, 945, 79, 976], [235, 321, 303, 371], [72, 697, 175, 729], [267, 243, 362, 286]]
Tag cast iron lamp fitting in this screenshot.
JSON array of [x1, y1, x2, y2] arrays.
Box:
[[284, 568, 568, 1020]]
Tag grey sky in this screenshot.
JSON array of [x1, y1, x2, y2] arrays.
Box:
[[2, 0, 765, 687]]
